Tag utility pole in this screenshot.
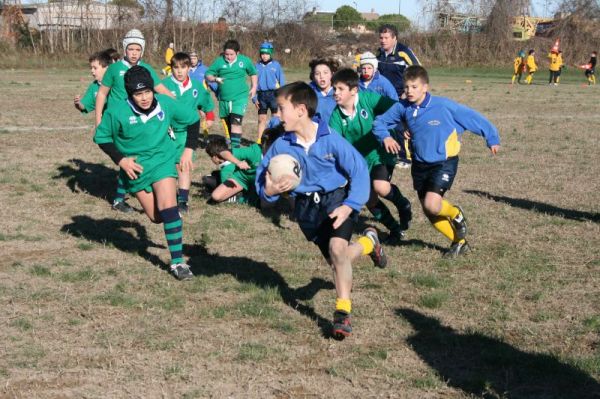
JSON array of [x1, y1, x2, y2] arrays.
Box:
[[398, 0, 401, 15]]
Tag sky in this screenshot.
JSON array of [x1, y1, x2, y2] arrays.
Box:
[[317, 0, 556, 27]]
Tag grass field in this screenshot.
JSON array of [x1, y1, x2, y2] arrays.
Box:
[[0, 66, 599, 398]]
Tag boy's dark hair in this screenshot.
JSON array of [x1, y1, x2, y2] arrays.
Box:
[[223, 39, 240, 53], [404, 65, 429, 84], [89, 51, 111, 68], [308, 57, 340, 82], [276, 81, 318, 118], [206, 136, 229, 158], [102, 48, 120, 62], [592, 51, 598, 56], [171, 52, 191, 67], [332, 68, 359, 89], [378, 24, 398, 38], [261, 124, 285, 153], [529, 49, 535, 55]]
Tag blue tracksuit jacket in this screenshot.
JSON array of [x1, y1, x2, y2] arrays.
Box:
[[309, 81, 336, 124], [359, 71, 399, 101], [256, 60, 285, 91], [256, 120, 370, 212], [372, 93, 500, 163]]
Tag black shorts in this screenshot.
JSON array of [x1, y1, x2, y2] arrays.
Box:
[[294, 187, 357, 260], [370, 163, 394, 182], [257, 90, 278, 114], [412, 157, 459, 198]]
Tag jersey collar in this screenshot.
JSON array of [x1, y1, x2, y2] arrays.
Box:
[[339, 94, 359, 119], [170, 75, 192, 95], [127, 98, 162, 123], [409, 92, 432, 117]]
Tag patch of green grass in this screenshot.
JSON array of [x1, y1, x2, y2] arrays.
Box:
[[212, 306, 227, 318], [77, 242, 94, 251], [29, 264, 52, 277], [12, 345, 46, 368], [530, 311, 554, 322], [583, 316, 600, 333], [270, 320, 296, 334], [409, 273, 447, 289], [236, 301, 278, 319], [10, 318, 32, 331], [163, 364, 186, 380], [418, 291, 448, 309], [237, 342, 269, 362], [96, 285, 138, 308], [182, 389, 205, 399], [59, 267, 98, 283], [525, 291, 543, 301], [411, 373, 443, 389], [106, 268, 118, 276], [68, 318, 82, 326]]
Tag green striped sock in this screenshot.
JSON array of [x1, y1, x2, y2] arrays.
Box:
[[230, 133, 242, 148], [114, 174, 126, 203], [159, 207, 183, 265]]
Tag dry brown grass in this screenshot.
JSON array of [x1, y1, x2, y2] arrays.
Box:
[[0, 67, 599, 398]]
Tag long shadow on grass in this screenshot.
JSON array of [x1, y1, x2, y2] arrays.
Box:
[[53, 159, 118, 204], [61, 215, 168, 270], [184, 243, 336, 338], [397, 308, 600, 398], [464, 189, 600, 223]]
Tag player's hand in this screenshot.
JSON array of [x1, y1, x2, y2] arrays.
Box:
[[179, 148, 194, 172], [489, 145, 500, 156], [199, 110, 206, 119], [119, 157, 143, 180], [329, 205, 353, 229], [403, 130, 411, 140], [237, 160, 250, 170], [249, 88, 257, 100], [264, 172, 294, 196], [383, 137, 401, 154]]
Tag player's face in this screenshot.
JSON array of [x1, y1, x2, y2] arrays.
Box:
[[333, 82, 357, 107], [379, 32, 396, 52], [223, 49, 237, 63], [172, 62, 190, 82], [404, 78, 428, 105], [90, 60, 106, 81], [277, 95, 303, 132], [132, 89, 154, 110], [190, 55, 199, 67], [361, 64, 374, 81], [126, 44, 142, 64], [313, 64, 332, 91], [260, 53, 271, 63]]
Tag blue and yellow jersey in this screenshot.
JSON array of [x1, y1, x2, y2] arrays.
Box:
[[372, 93, 500, 164]]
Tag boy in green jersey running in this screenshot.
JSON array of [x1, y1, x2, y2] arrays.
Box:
[[94, 66, 201, 280], [162, 52, 215, 214], [206, 39, 257, 148], [329, 68, 412, 242]]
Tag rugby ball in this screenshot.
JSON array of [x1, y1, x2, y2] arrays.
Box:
[[268, 154, 302, 189]]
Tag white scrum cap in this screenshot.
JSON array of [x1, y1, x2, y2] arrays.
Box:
[[360, 51, 378, 70], [123, 29, 146, 56]]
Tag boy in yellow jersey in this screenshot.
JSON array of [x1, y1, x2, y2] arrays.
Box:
[[548, 48, 561, 85], [525, 49, 537, 84], [511, 50, 526, 84], [373, 66, 500, 258]]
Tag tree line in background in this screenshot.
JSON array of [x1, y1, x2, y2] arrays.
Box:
[[0, 0, 599, 68]]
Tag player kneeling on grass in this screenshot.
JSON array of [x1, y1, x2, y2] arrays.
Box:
[[162, 51, 215, 214], [256, 81, 387, 339], [373, 66, 501, 258], [94, 66, 201, 280]]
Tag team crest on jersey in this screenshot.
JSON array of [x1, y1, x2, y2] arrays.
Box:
[[341, 119, 347, 126], [192, 89, 198, 98], [323, 153, 335, 161], [129, 116, 138, 125], [428, 120, 441, 126], [157, 111, 165, 121], [360, 109, 369, 119], [239, 61, 244, 68]]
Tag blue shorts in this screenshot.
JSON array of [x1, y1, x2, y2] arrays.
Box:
[[257, 90, 277, 114], [411, 157, 459, 198], [294, 187, 357, 260]]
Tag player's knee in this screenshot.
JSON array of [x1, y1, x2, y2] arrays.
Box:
[[329, 239, 349, 263], [230, 113, 243, 126], [372, 180, 390, 196]]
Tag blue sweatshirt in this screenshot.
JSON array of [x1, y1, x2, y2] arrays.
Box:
[[372, 93, 500, 163], [309, 81, 336, 124], [256, 120, 370, 212], [376, 42, 421, 97], [359, 71, 399, 101], [190, 62, 218, 93], [256, 60, 285, 91]]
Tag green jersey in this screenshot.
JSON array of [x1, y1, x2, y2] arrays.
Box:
[[79, 80, 101, 113], [101, 59, 161, 104], [206, 54, 257, 101], [328, 91, 396, 171], [94, 94, 199, 193], [220, 143, 262, 191], [161, 76, 214, 133]]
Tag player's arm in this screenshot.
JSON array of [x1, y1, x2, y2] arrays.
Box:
[[249, 74, 258, 99], [154, 83, 175, 98], [256, 146, 285, 201], [171, 98, 201, 171], [451, 101, 500, 154], [329, 135, 370, 228], [277, 62, 286, 87], [94, 85, 110, 126], [74, 95, 85, 112], [219, 149, 249, 170], [372, 102, 406, 153]]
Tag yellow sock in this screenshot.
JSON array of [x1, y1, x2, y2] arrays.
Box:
[[438, 200, 460, 219], [556, 76, 560, 83], [512, 75, 516, 84], [358, 236, 374, 255], [592, 75, 597, 84], [335, 298, 352, 314], [430, 216, 456, 242]]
